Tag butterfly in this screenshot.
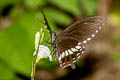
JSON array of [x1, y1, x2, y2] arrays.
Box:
[[41, 11, 106, 69]]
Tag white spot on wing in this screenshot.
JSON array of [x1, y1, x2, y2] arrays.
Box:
[[65, 50, 69, 56], [77, 53, 80, 56], [68, 64, 71, 66], [59, 55, 61, 61], [80, 48, 82, 51], [82, 51, 84, 54], [76, 46, 81, 49], [96, 30, 98, 33], [83, 40, 87, 44], [68, 49, 73, 55], [71, 48, 78, 52], [68, 61, 70, 64], [63, 63, 65, 65], [73, 60, 76, 63], [92, 34, 95, 37], [87, 38, 91, 41], [64, 66, 66, 68], [73, 58, 75, 60], [61, 52, 65, 58], [78, 42, 81, 45], [78, 56, 80, 59], [83, 46, 85, 49]]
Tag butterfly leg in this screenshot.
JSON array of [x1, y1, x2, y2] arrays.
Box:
[[69, 55, 76, 69]]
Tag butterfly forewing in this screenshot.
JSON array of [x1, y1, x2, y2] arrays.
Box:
[[58, 16, 106, 44], [54, 16, 106, 69]]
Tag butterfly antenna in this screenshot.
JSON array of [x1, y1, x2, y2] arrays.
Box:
[[38, 5, 52, 35], [38, 5, 57, 44], [36, 17, 45, 25]]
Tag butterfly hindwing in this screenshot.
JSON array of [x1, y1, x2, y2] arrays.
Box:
[[54, 37, 85, 69]]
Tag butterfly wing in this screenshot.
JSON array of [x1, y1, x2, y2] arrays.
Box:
[[58, 16, 106, 44], [54, 16, 106, 69], [54, 37, 85, 69]]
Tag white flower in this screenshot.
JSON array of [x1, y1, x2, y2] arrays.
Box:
[[40, 29, 44, 43], [33, 45, 52, 63], [35, 28, 44, 50], [35, 32, 40, 50]]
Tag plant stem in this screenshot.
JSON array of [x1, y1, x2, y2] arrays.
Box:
[[31, 53, 38, 80]]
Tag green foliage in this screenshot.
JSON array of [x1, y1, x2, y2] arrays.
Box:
[[0, 12, 36, 78], [49, 0, 80, 15], [0, 0, 13, 11], [110, 11, 120, 27], [44, 7, 73, 26], [80, 0, 99, 16], [109, 52, 120, 67], [0, 63, 15, 80], [25, 0, 46, 9], [109, 34, 120, 45]]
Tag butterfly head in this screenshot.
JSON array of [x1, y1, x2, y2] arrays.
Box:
[[51, 32, 56, 44]]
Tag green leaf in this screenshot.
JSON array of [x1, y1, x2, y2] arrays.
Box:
[[25, 0, 46, 9], [109, 11, 120, 27], [44, 8, 73, 26], [80, 0, 99, 16], [49, 0, 80, 15], [0, 0, 14, 11], [109, 52, 120, 67], [108, 34, 120, 45], [0, 12, 44, 77], [0, 25, 32, 76], [0, 63, 15, 80]]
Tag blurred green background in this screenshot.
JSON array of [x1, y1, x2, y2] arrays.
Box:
[[0, 0, 120, 80]]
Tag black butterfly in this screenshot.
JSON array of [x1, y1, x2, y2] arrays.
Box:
[[42, 11, 106, 69]]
